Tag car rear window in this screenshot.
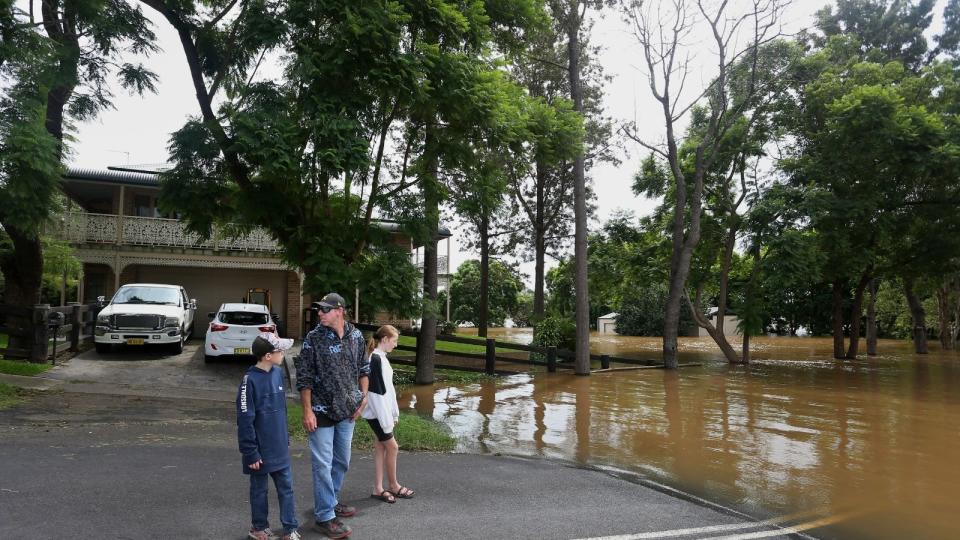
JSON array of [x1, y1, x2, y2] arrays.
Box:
[[219, 312, 270, 325]]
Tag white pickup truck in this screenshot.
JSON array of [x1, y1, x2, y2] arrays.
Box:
[[94, 283, 197, 354]]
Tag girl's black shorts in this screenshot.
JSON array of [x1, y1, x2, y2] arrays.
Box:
[[366, 418, 394, 442]]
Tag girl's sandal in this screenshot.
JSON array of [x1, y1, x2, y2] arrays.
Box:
[[391, 486, 415, 499], [371, 490, 396, 503]]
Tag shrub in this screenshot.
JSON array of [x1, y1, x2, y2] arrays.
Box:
[[531, 315, 576, 361], [615, 284, 695, 336]]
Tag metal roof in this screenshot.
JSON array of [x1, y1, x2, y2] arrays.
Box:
[[64, 167, 159, 187]]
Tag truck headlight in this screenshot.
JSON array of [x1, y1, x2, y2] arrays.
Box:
[[96, 314, 112, 328], [163, 316, 181, 329]]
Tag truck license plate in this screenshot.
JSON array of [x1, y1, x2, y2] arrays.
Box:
[[127, 338, 145, 345], [234, 347, 250, 355]]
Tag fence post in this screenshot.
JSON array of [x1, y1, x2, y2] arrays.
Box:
[[547, 346, 557, 373], [30, 304, 51, 363], [485, 338, 496, 375], [601, 354, 610, 370], [68, 303, 82, 351]]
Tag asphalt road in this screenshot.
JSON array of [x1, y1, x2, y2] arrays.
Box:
[[0, 343, 804, 540]]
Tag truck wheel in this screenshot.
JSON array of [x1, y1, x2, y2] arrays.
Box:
[[95, 343, 111, 354], [170, 333, 184, 355]]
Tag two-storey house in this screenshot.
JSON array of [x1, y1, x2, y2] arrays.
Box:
[[55, 167, 451, 338]]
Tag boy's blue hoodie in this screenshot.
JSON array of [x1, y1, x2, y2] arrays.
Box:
[[236, 365, 290, 474]]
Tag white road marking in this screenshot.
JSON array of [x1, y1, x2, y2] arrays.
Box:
[[699, 511, 861, 540], [570, 509, 833, 540]]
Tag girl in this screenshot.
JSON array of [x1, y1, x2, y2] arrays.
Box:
[[362, 325, 415, 503]]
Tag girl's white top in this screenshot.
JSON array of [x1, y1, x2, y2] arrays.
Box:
[[361, 349, 400, 433]]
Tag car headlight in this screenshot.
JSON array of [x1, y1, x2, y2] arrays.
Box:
[[96, 314, 112, 327], [163, 316, 181, 329]]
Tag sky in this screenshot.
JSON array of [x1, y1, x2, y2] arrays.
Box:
[[58, 1, 941, 286]]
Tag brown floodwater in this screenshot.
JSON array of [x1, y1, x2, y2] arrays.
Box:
[[398, 331, 960, 539]]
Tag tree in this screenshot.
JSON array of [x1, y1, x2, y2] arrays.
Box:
[[142, 0, 542, 382], [1, 1, 156, 359], [448, 260, 524, 327], [621, 0, 788, 368]]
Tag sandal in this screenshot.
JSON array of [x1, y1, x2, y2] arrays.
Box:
[[371, 490, 396, 503], [390, 486, 415, 499]]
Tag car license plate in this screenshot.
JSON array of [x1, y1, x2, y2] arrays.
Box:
[[127, 338, 145, 345], [234, 347, 250, 355]]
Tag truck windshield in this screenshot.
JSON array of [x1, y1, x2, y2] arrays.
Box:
[[112, 286, 181, 306]]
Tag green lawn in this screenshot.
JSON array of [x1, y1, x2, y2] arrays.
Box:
[[286, 403, 456, 451], [0, 359, 53, 376], [0, 382, 26, 410], [396, 334, 519, 355]]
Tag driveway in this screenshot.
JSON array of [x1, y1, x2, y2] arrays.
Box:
[[44, 339, 301, 401]]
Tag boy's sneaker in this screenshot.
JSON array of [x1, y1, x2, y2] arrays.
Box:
[[282, 531, 301, 540], [334, 502, 356, 517], [314, 518, 351, 539], [248, 527, 278, 540]]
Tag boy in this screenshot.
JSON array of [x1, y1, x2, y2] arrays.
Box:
[[237, 332, 301, 540]]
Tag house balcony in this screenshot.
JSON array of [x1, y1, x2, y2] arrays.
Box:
[[53, 211, 282, 254]]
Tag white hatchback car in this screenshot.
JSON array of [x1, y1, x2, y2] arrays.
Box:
[[204, 303, 277, 362]]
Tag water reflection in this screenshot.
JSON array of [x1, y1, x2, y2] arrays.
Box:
[[399, 336, 960, 539]]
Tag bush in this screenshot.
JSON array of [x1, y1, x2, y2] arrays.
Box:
[[615, 284, 695, 336], [531, 315, 576, 361]]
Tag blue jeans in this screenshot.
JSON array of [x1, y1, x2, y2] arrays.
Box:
[[249, 466, 298, 534], [307, 419, 355, 522]]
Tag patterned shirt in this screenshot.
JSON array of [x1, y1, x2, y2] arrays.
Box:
[[295, 321, 370, 422]]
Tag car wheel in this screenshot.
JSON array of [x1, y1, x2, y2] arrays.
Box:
[[95, 343, 111, 354]]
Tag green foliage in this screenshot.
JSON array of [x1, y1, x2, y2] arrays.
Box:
[[615, 284, 695, 337], [512, 291, 534, 327], [531, 314, 576, 361], [449, 259, 524, 326]]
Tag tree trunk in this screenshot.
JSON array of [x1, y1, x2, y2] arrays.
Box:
[[937, 283, 952, 350], [832, 279, 846, 359], [478, 217, 489, 338], [415, 127, 440, 384], [532, 161, 546, 321], [716, 222, 738, 335], [0, 226, 45, 357], [566, 5, 590, 376], [866, 278, 878, 356], [903, 277, 928, 355], [846, 272, 871, 359], [687, 293, 741, 364], [742, 332, 751, 364]]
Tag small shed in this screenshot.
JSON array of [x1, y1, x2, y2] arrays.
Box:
[[597, 312, 619, 334]]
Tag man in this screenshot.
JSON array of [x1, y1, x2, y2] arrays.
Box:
[[296, 292, 369, 539]]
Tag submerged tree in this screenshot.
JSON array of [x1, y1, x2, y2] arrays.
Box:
[[621, 0, 788, 368]]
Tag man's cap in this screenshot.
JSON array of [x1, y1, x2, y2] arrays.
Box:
[[252, 332, 294, 358], [317, 292, 346, 309]]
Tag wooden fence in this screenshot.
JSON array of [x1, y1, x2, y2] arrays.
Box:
[[301, 308, 666, 374], [0, 302, 101, 363]]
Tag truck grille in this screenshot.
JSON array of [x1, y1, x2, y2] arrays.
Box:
[[114, 314, 162, 330]]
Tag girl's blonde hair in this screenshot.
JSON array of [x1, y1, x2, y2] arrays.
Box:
[[366, 324, 400, 356]]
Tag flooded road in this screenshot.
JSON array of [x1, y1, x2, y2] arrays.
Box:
[[399, 333, 960, 539]]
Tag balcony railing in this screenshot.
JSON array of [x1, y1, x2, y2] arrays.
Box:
[[55, 212, 282, 253], [412, 254, 450, 275]]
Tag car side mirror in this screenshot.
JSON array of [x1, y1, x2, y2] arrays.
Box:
[[96, 295, 106, 307], [189, 299, 197, 309]]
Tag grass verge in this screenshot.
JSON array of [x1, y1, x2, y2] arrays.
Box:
[[0, 381, 27, 410], [0, 359, 53, 376], [286, 403, 455, 451], [392, 364, 494, 385], [396, 334, 519, 355]]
